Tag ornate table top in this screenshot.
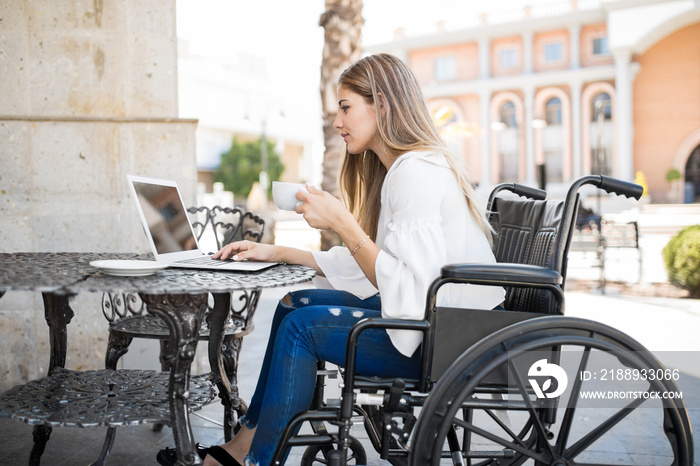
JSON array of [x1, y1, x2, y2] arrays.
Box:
[[0, 252, 316, 295]]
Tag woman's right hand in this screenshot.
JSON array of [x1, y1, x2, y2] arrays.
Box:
[[212, 240, 278, 262]]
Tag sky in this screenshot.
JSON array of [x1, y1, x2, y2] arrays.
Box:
[[175, 0, 564, 138], [175, 0, 563, 94], [176, 0, 560, 58]]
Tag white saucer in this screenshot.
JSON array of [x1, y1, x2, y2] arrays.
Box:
[[90, 260, 168, 277]]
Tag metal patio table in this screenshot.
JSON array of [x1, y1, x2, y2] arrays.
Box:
[[0, 252, 315, 465]]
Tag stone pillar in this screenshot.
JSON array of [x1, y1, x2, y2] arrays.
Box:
[[0, 0, 197, 252], [570, 80, 583, 180], [613, 49, 635, 181], [569, 24, 581, 69], [0, 0, 198, 392], [478, 37, 491, 80], [524, 87, 537, 185], [479, 89, 493, 190], [523, 30, 534, 74]]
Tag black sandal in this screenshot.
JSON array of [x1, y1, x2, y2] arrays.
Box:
[[207, 445, 242, 466], [156, 422, 244, 466], [156, 444, 243, 466]]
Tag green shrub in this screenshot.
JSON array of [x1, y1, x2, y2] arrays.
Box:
[[663, 225, 700, 298]]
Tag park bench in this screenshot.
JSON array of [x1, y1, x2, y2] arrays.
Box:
[[569, 218, 642, 291]]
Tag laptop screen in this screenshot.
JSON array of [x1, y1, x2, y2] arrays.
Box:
[[131, 181, 198, 254]]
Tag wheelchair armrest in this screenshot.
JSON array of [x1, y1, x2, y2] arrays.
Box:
[[441, 263, 562, 286], [345, 318, 429, 365]]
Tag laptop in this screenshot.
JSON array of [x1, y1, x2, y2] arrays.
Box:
[[127, 174, 278, 272]]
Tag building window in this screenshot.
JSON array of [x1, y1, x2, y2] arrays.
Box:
[[500, 48, 518, 68], [500, 101, 517, 127], [434, 56, 457, 81], [593, 36, 609, 56], [591, 93, 612, 121], [544, 43, 563, 63], [545, 97, 562, 125]]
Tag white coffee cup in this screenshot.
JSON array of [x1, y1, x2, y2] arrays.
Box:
[[272, 181, 308, 211]]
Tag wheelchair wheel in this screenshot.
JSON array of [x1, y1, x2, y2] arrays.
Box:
[[411, 316, 693, 466], [300, 435, 367, 465]]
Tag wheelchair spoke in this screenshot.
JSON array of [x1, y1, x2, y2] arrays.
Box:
[[451, 415, 547, 463], [556, 345, 592, 451], [483, 408, 529, 449], [507, 357, 557, 459], [564, 397, 646, 459]]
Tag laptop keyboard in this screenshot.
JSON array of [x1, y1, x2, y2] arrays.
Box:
[[173, 256, 230, 267]]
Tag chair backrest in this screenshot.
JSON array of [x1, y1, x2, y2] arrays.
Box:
[[101, 206, 265, 324], [187, 206, 266, 253], [489, 196, 571, 315]]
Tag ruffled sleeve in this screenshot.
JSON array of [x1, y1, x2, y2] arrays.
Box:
[[374, 157, 451, 356], [311, 246, 378, 299]]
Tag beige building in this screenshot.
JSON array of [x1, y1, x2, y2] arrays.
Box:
[[367, 0, 700, 203]]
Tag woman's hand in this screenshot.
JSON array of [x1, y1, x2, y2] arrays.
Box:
[[296, 185, 354, 232], [212, 240, 277, 262]]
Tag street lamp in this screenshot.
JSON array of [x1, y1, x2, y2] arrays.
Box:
[[260, 119, 270, 209], [594, 100, 605, 215], [245, 98, 284, 211], [532, 118, 547, 129]]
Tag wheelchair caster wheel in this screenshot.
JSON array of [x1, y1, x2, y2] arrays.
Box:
[[300, 435, 367, 465]]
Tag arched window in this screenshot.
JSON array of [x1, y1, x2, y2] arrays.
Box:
[[500, 101, 517, 127], [685, 144, 700, 203], [545, 97, 562, 125], [591, 93, 612, 121]]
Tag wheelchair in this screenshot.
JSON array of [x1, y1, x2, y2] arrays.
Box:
[[271, 175, 694, 466]]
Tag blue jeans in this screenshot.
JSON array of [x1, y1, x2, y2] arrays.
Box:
[[241, 289, 421, 466]]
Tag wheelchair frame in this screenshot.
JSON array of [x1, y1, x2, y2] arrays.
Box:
[[270, 175, 694, 466]]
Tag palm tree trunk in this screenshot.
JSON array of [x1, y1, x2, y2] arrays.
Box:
[[319, 0, 363, 250]]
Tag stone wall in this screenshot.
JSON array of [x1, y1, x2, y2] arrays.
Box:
[[0, 1, 199, 391]]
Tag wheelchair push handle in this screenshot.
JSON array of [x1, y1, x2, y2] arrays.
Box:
[[573, 175, 644, 200], [488, 183, 547, 210], [511, 184, 547, 200], [597, 175, 644, 200]]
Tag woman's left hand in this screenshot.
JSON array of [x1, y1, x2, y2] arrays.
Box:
[[296, 185, 354, 232]]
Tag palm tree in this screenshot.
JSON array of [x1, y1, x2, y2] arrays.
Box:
[[319, 0, 363, 250]]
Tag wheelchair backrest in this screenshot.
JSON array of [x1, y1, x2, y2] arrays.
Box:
[[490, 196, 570, 315]]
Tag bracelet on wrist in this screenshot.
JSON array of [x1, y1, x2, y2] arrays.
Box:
[[349, 235, 370, 257]]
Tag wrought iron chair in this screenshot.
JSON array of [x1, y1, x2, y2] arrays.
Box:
[[102, 205, 265, 439], [272, 176, 693, 466]]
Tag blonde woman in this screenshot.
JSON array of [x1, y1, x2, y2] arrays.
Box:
[[158, 53, 504, 466]]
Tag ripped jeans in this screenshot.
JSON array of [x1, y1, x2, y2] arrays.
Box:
[[241, 289, 421, 466]]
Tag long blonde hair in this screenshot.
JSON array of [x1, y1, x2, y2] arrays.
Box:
[[337, 53, 492, 244]]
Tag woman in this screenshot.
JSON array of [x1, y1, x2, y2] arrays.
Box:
[[158, 53, 504, 466]]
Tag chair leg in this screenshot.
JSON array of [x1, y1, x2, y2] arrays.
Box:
[[222, 335, 246, 441], [91, 427, 117, 466], [105, 332, 133, 371], [159, 339, 172, 372], [222, 335, 241, 393], [150, 340, 173, 433], [29, 425, 51, 466]]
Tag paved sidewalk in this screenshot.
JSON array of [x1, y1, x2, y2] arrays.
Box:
[[0, 283, 698, 465]]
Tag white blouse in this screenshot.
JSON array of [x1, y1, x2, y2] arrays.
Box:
[[312, 151, 505, 357]]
